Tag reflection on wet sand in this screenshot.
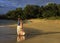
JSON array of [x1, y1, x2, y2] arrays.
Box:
[[17, 35, 25, 42]]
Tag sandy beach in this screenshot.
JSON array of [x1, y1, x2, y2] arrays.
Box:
[[0, 19, 60, 43], [23, 19, 60, 43]]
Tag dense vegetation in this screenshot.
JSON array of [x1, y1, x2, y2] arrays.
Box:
[[0, 3, 60, 20]]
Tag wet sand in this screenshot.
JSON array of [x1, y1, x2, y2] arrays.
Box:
[[0, 26, 16, 43], [0, 20, 16, 43], [0, 19, 60, 43]]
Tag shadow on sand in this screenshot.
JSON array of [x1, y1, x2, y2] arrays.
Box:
[[25, 28, 60, 39], [24, 28, 43, 39]]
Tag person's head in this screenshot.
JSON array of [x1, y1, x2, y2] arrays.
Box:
[[18, 15, 21, 20], [18, 15, 20, 18]]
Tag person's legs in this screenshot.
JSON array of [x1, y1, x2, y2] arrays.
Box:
[[19, 30, 25, 35], [17, 35, 25, 42], [17, 26, 20, 35]]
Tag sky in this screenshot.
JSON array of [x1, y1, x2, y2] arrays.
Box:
[[0, 0, 60, 14]]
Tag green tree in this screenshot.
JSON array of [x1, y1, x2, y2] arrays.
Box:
[[23, 5, 40, 19]]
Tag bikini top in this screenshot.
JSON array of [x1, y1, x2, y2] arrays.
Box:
[[18, 20, 20, 26]]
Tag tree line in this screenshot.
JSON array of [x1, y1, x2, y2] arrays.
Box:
[[0, 3, 60, 20]]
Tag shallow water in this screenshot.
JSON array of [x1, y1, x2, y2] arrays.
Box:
[[0, 20, 28, 43], [0, 20, 16, 43], [0, 27, 16, 43]]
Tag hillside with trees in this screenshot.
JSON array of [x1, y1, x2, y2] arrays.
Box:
[[0, 3, 60, 20]]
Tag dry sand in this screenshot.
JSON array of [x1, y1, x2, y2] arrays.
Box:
[[21, 19, 60, 43]]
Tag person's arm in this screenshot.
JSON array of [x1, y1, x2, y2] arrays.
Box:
[[20, 20, 23, 29]]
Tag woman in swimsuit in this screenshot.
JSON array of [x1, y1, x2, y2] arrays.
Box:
[[17, 17, 25, 36]]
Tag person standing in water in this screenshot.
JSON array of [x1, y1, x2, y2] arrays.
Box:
[[17, 17, 25, 36]]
